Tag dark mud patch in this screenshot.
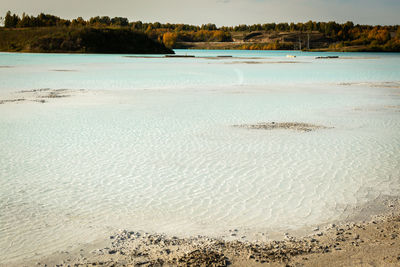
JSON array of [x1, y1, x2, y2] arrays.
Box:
[[234, 122, 332, 132], [224, 61, 303, 64], [39, 91, 70, 98], [20, 89, 71, 98], [339, 82, 400, 89], [51, 69, 77, 72], [0, 98, 46, 104], [0, 98, 26, 104], [19, 88, 69, 93], [0, 89, 85, 105]]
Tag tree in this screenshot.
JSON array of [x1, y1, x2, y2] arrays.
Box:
[[72, 17, 86, 27], [376, 29, 390, 44], [201, 23, 217, 31], [276, 23, 289, 31], [111, 17, 128, 27], [18, 12, 31, 27], [305, 20, 313, 32], [162, 32, 177, 48], [131, 21, 143, 30], [4, 11, 13, 27], [89, 16, 111, 26]]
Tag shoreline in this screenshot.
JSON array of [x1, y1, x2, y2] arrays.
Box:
[[1, 48, 400, 54], [175, 41, 400, 53], [4, 196, 400, 267]]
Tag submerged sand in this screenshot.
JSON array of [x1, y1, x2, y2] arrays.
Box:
[[1, 86, 399, 266]]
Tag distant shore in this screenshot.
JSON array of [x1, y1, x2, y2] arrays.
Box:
[[175, 41, 400, 52], [2, 11, 400, 53]]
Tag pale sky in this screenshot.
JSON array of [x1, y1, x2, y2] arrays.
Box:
[[1, 0, 399, 26]]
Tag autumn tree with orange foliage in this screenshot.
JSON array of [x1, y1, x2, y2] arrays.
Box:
[[163, 32, 177, 48]]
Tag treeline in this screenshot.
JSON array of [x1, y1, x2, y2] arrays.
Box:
[[225, 21, 399, 38], [3, 11, 218, 31], [2, 11, 231, 45], [4, 12, 71, 28], [4, 11, 398, 38], [2, 11, 400, 51]]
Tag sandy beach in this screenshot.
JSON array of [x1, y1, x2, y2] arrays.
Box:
[[7, 197, 399, 267]]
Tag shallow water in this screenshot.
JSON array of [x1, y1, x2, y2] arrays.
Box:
[[0, 50, 399, 92], [0, 50, 400, 263]]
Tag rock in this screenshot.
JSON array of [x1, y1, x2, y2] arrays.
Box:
[[136, 261, 150, 266]]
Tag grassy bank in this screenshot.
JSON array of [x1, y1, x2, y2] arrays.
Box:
[[0, 27, 174, 54]]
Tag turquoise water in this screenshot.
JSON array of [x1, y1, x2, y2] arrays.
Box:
[[0, 50, 399, 92], [0, 50, 400, 264]]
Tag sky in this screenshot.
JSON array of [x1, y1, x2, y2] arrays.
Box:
[[0, 0, 399, 26]]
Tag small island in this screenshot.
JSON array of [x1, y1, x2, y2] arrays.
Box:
[[0, 12, 174, 54], [0, 27, 174, 54]]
